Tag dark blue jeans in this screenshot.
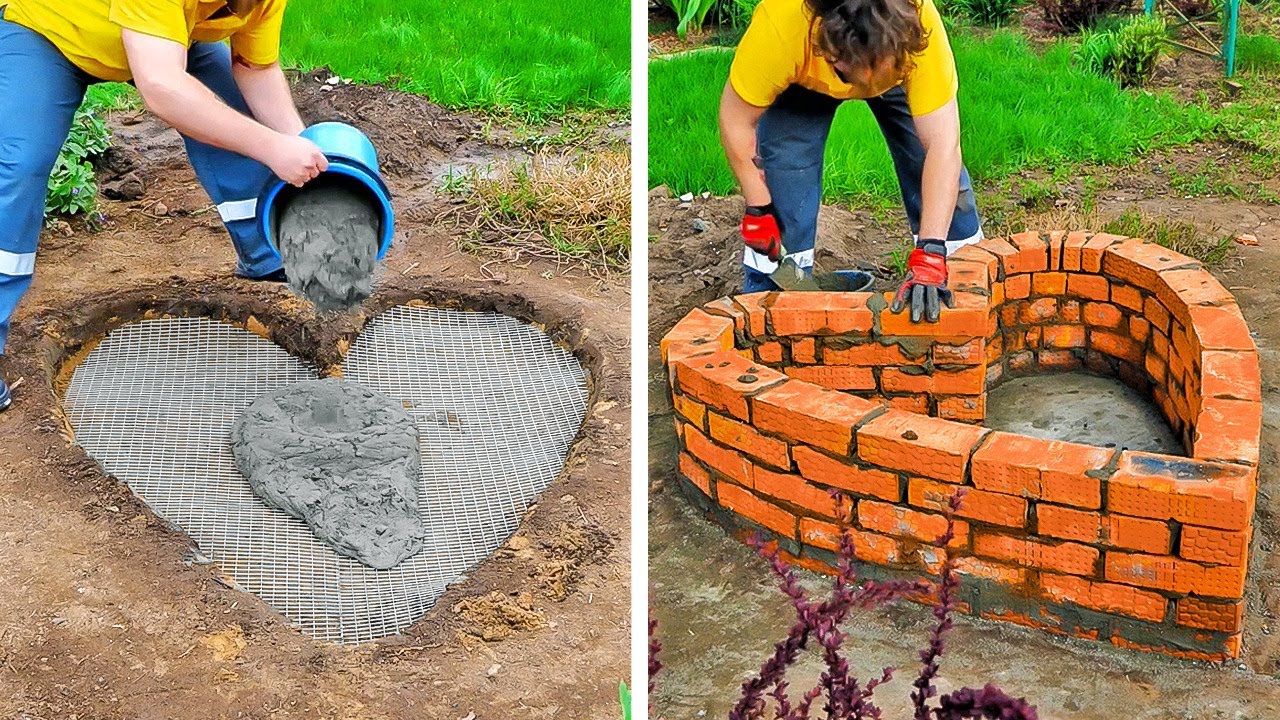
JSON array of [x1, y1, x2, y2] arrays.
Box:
[[743, 84, 984, 293], [0, 11, 281, 353]]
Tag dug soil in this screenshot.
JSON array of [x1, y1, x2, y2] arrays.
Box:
[[648, 143, 1280, 716], [0, 72, 630, 719]]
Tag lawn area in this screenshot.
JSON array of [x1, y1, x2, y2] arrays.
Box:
[[649, 30, 1228, 204], [281, 0, 630, 120]]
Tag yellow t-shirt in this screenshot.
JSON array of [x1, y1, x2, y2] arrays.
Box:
[[5, 0, 287, 82], [729, 0, 957, 116]]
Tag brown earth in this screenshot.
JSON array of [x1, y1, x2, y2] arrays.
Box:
[[0, 73, 630, 720], [648, 144, 1280, 715]]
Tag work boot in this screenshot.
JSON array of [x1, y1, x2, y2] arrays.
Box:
[[237, 268, 288, 283], [0, 375, 11, 412]]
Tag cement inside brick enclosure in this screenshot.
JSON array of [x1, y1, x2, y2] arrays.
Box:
[[230, 379, 424, 570], [277, 183, 379, 313], [985, 373, 1183, 455]]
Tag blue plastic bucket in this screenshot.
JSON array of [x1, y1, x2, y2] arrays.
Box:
[[258, 122, 395, 260]]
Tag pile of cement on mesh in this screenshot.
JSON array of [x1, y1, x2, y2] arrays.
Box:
[[230, 379, 424, 570], [276, 184, 379, 313]]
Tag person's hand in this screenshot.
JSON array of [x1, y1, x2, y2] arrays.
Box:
[[741, 204, 783, 262], [891, 239, 953, 323], [265, 133, 329, 187]]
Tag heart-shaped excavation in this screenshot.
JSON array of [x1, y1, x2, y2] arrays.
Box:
[[231, 379, 424, 570], [62, 306, 588, 643]]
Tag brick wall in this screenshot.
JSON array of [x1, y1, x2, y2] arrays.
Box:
[[661, 231, 1261, 661]]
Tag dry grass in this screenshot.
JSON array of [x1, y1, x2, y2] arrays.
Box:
[[450, 149, 630, 272]]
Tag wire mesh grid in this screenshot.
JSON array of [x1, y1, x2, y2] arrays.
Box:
[[62, 309, 588, 644]]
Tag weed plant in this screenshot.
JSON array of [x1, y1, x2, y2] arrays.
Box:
[[46, 102, 112, 222], [1074, 15, 1167, 86], [949, 0, 1027, 26]]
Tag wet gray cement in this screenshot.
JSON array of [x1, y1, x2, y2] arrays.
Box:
[[277, 184, 379, 313], [231, 379, 424, 570], [651, 371, 1280, 718], [986, 373, 1184, 455]]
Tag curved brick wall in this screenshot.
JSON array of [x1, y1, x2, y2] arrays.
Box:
[[661, 231, 1261, 661]]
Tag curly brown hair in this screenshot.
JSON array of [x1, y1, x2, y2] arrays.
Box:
[[804, 0, 930, 77]]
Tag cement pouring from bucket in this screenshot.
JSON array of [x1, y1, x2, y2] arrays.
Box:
[[259, 122, 394, 313]]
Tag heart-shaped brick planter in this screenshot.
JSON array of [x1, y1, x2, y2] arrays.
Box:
[[662, 231, 1260, 661], [62, 305, 588, 644]]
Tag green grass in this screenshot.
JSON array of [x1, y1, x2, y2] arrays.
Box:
[[1236, 33, 1280, 72], [650, 30, 1220, 203], [280, 0, 629, 120], [85, 82, 141, 112]]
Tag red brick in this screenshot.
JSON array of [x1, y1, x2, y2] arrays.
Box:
[[857, 411, 987, 483], [947, 259, 991, 294], [1155, 269, 1235, 324], [1111, 633, 1237, 662], [674, 352, 787, 420], [684, 425, 753, 486], [1041, 573, 1167, 622], [1006, 231, 1051, 274], [949, 243, 1001, 277], [1021, 298, 1058, 324], [881, 366, 984, 395], [1105, 552, 1245, 597], [910, 477, 1026, 528], [886, 394, 930, 414], [1193, 398, 1261, 466], [678, 452, 713, 497], [1033, 272, 1067, 296], [859, 500, 951, 543], [793, 337, 818, 364], [718, 483, 797, 539], [824, 341, 923, 366], [1082, 302, 1123, 328], [1129, 316, 1151, 344], [770, 292, 875, 336], [793, 446, 900, 502], [973, 532, 1099, 575], [754, 380, 879, 455], [755, 341, 783, 364], [1047, 231, 1067, 270], [1061, 231, 1093, 272], [662, 309, 736, 363], [1061, 299, 1082, 323], [785, 365, 876, 391], [1201, 351, 1261, 402], [1006, 274, 1031, 300], [1111, 284, 1144, 313], [1103, 240, 1199, 294], [878, 292, 989, 338], [673, 394, 706, 428], [1039, 349, 1081, 371], [1036, 505, 1171, 554], [752, 465, 840, 518], [707, 412, 791, 470], [1175, 597, 1244, 632], [933, 339, 984, 365], [1066, 273, 1110, 301], [1091, 330, 1143, 364], [1040, 324, 1086, 350], [1180, 525, 1248, 566], [936, 395, 984, 423], [1080, 233, 1126, 273], [799, 518, 903, 565], [1187, 304, 1255, 353], [954, 557, 1026, 586], [735, 292, 772, 338], [1107, 451, 1255, 531], [971, 432, 1111, 508]]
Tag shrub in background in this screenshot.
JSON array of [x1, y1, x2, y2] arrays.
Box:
[[1037, 0, 1133, 32], [663, 0, 720, 39], [1074, 14, 1167, 86], [949, 0, 1027, 26], [46, 102, 112, 221]]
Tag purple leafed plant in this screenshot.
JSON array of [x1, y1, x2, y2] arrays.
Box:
[[725, 489, 1038, 720]]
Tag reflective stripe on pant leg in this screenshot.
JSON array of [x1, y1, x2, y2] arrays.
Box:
[[183, 42, 281, 278], [0, 16, 91, 354], [865, 86, 985, 247], [749, 85, 838, 286]]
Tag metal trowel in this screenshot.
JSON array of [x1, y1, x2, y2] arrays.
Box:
[[770, 254, 874, 292]]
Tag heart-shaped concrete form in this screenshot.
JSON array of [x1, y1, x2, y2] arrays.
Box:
[[231, 379, 424, 570]]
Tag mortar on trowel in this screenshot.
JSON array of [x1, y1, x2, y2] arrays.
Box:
[[257, 122, 395, 311]]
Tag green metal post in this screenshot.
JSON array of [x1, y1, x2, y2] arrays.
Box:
[[1224, 0, 1239, 78], [1144, 0, 1154, 13]]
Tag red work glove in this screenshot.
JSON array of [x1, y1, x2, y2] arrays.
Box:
[[891, 239, 953, 323], [741, 204, 783, 262]]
